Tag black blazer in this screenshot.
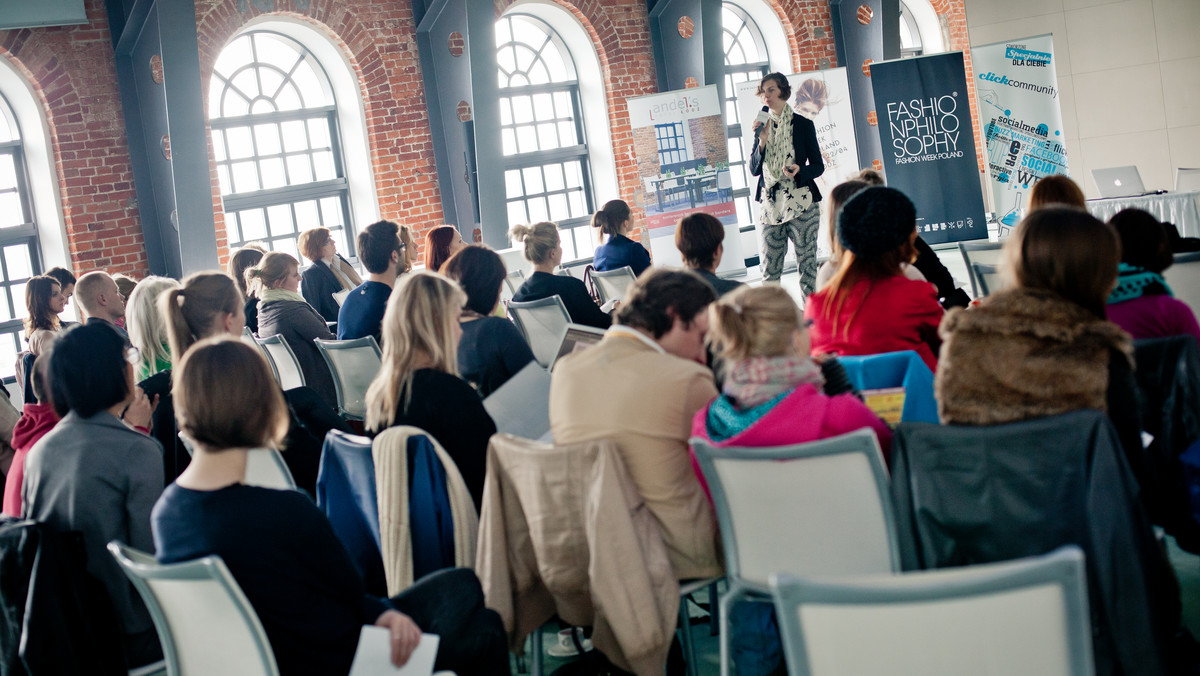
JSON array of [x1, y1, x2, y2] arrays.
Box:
[[300, 257, 347, 324], [749, 111, 824, 204]]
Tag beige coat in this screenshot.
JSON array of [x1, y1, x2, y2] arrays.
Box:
[[549, 330, 723, 579], [476, 434, 680, 676]]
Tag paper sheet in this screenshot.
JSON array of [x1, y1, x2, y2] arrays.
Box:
[[349, 626, 439, 676]]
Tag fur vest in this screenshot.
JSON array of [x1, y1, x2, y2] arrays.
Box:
[[936, 287, 1134, 426]]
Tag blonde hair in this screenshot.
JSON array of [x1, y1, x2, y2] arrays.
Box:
[[175, 337, 289, 451], [246, 251, 298, 294], [162, 272, 244, 360], [508, 222, 560, 265], [127, 276, 180, 377], [365, 272, 467, 431], [398, 225, 415, 273], [708, 285, 804, 361]]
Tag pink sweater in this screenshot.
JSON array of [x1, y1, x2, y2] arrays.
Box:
[[689, 383, 893, 500], [1107, 295, 1200, 345]]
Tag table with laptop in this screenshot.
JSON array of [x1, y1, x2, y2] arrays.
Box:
[[1088, 166, 1200, 238]]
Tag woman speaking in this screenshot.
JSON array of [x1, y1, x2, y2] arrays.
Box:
[[750, 72, 825, 296]]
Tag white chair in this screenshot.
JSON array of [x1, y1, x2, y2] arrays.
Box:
[[178, 433, 297, 491], [590, 266, 637, 304], [314, 336, 382, 420], [971, 262, 1006, 297], [507, 296, 572, 368], [769, 545, 1094, 676], [959, 240, 1004, 298], [1165, 252, 1200, 317], [690, 429, 900, 676], [254, 334, 306, 390], [107, 542, 280, 676], [703, 170, 733, 204], [1176, 167, 1200, 192]]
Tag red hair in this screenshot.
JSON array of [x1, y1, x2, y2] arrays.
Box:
[[424, 225, 458, 272]]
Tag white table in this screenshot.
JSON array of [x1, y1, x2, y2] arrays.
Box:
[[1087, 190, 1200, 238]]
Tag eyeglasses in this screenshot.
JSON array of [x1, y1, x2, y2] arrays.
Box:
[[124, 346, 141, 366]]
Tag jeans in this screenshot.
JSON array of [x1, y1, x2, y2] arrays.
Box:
[[730, 599, 783, 676]]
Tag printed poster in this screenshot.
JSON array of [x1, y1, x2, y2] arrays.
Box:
[[735, 68, 861, 257], [973, 35, 1070, 237], [870, 52, 988, 246]]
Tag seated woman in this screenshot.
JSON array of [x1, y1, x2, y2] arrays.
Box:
[[126, 276, 179, 380], [937, 207, 1142, 467], [675, 212, 743, 298], [1106, 208, 1200, 343], [228, 243, 265, 334], [805, 187, 943, 371], [692, 284, 891, 676], [424, 224, 466, 274], [22, 322, 162, 668], [44, 267, 77, 316], [441, 245, 535, 396], [510, 222, 612, 329], [299, 227, 362, 324], [365, 272, 497, 508], [250, 252, 338, 408], [152, 338, 508, 676], [23, 275, 67, 356], [1028, 174, 1086, 211], [592, 199, 651, 275]]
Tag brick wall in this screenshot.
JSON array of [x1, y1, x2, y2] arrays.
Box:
[[931, 0, 985, 175], [689, 115, 727, 165], [1, 0, 975, 271], [0, 0, 146, 277]]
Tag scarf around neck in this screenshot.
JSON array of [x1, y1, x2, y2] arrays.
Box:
[[722, 354, 825, 408], [762, 104, 794, 194], [259, 288, 308, 305], [1108, 262, 1173, 304]]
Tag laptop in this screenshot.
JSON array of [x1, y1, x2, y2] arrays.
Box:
[[1176, 168, 1200, 193], [483, 362, 552, 442], [548, 323, 607, 371], [1091, 166, 1146, 199]]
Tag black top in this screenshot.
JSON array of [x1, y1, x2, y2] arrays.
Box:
[[912, 237, 970, 309], [513, 271, 611, 330], [749, 110, 824, 203], [153, 484, 389, 676], [301, 258, 347, 324], [458, 316, 535, 398], [244, 297, 259, 334], [694, 268, 744, 299], [370, 368, 497, 508]]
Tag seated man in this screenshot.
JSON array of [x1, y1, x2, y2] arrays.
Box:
[[338, 220, 404, 343], [550, 269, 722, 580], [75, 270, 129, 338]]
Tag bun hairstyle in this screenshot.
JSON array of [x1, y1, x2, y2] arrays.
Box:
[[794, 78, 828, 110], [592, 199, 631, 240], [508, 222, 561, 265], [708, 285, 804, 362], [245, 251, 298, 293], [162, 272, 244, 361], [227, 244, 266, 297]]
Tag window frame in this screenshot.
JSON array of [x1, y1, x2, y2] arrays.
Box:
[[721, 2, 771, 229], [0, 95, 46, 380]]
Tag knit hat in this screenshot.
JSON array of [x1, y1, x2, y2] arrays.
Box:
[[837, 186, 916, 258]]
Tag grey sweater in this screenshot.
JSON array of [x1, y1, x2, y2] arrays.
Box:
[[257, 298, 338, 407]]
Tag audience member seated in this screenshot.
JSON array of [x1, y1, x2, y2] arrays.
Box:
[[675, 212, 743, 298], [398, 223, 417, 275], [45, 266, 77, 315], [126, 276, 179, 380], [550, 269, 722, 580], [227, 243, 265, 334], [250, 252, 338, 408], [113, 273, 138, 311], [75, 270, 129, 338], [442, 245, 535, 396], [23, 275, 66, 356], [424, 224, 466, 274], [299, 227, 363, 324], [691, 283, 892, 676], [162, 271, 349, 494], [510, 221, 612, 329], [806, 187, 943, 371], [815, 180, 915, 290], [2, 354, 59, 517], [338, 220, 404, 343], [22, 322, 162, 668], [937, 207, 1145, 476], [1028, 173, 1086, 211], [1107, 208, 1200, 344], [152, 338, 509, 676], [592, 199, 651, 275], [365, 272, 497, 508]]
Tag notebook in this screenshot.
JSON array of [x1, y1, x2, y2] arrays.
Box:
[[1091, 166, 1146, 199]]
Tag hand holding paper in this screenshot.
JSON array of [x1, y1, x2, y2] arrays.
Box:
[[349, 626, 440, 676]]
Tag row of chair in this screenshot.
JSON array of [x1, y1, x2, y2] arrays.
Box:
[[242, 329, 382, 421]]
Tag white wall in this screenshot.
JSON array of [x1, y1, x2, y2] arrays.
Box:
[[965, 0, 1200, 198]]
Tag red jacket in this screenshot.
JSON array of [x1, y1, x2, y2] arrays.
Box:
[[2, 403, 60, 517]]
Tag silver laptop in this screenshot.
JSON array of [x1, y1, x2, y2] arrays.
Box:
[[1176, 168, 1200, 193], [1091, 166, 1146, 199], [483, 362, 552, 442], [548, 323, 607, 371]]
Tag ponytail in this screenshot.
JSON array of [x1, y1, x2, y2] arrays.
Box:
[[592, 199, 631, 241], [508, 222, 560, 265], [162, 288, 194, 361], [161, 273, 244, 363]]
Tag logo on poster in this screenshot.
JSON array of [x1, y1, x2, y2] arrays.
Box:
[[886, 93, 963, 163], [647, 94, 702, 122]]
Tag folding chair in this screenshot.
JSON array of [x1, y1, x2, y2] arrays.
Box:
[[314, 336, 382, 420]]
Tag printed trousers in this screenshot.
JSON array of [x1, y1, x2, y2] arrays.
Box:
[[760, 203, 821, 296]]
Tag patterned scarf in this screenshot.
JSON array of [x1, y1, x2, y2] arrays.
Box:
[[762, 104, 794, 193], [722, 354, 825, 408], [1108, 262, 1173, 304], [759, 104, 814, 225]]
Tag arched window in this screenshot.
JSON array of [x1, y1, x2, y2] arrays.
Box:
[[899, 0, 947, 58], [0, 94, 45, 376], [900, 3, 923, 57], [722, 2, 770, 227], [209, 31, 353, 262], [496, 14, 594, 261]]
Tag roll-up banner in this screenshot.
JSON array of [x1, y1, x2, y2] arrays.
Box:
[[972, 34, 1070, 236], [627, 85, 740, 268], [735, 67, 861, 257], [870, 52, 988, 245]]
